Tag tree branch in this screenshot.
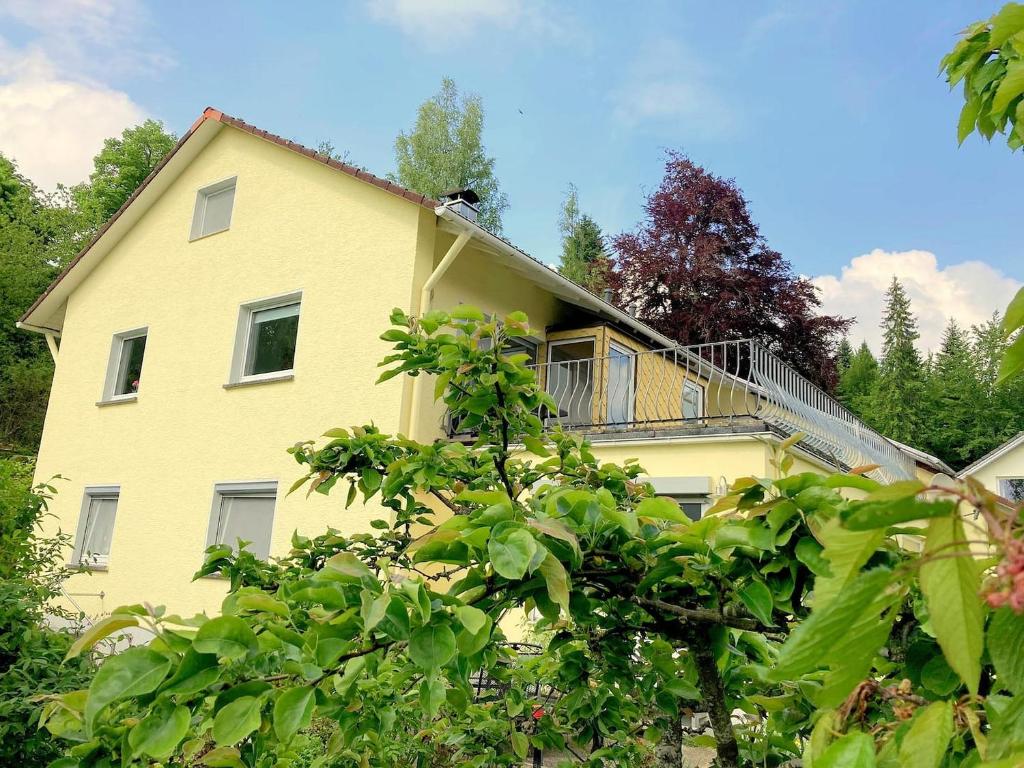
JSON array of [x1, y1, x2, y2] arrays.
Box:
[[635, 596, 767, 632], [692, 625, 740, 768]]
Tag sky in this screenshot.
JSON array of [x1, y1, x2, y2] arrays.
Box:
[[0, 0, 1020, 354]]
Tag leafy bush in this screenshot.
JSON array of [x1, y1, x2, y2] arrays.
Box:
[[40, 308, 1024, 767], [0, 457, 94, 767]]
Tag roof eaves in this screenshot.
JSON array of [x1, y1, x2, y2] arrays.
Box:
[[958, 431, 1024, 477]]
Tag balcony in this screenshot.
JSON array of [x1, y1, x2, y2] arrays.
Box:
[[529, 338, 913, 483]]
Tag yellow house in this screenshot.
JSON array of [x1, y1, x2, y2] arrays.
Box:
[[19, 108, 922, 620], [959, 432, 1024, 503]]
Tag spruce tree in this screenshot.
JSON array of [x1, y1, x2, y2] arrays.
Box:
[[558, 185, 609, 292], [838, 341, 879, 416], [836, 337, 854, 377], [926, 319, 981, 467], [871, 278, 925, 444]]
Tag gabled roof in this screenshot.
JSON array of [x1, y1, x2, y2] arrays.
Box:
[[18, 107, 438, 334], [959, 431, 1024, 478], [886, 438, 955, 476]]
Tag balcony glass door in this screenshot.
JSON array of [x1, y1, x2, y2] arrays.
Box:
[[547, 339, 595, 425], [606, 341, 635, 424]]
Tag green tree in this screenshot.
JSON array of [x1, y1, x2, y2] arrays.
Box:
[[72, 119, 178, 231], [924, 320, 983, 467], [391, 78, 509, 233], [558, 185, 610, 293], [871, 278, 926, 444], [835, 337, 853, 376], [0, 458, 95, 767], [0, 156, 56, 450], [42, 306, 1024, 768], [837, 340, 878, 415]]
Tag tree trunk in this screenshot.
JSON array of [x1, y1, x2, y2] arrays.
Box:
[[692, 627, 740, 768], [654, 713, 684, 767]]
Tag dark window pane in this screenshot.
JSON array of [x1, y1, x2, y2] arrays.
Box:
[[679, 502, 703, 521], [115, 335, 146, 395], [247, 303, 299, 375]]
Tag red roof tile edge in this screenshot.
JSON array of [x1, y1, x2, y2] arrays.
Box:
[[18, 107, 440, 328]]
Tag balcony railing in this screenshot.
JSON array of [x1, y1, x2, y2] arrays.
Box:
[[530, 339, 914, 483]]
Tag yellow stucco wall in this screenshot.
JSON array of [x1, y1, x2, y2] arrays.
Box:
[[963, 441, 1024, 497], [36, 127, 426, 618]]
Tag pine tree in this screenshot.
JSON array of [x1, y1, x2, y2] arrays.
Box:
[[925, 319, 981, 467], [838, 341, 878, 416], [836, 337, 854, 377], [558, 185, 609, 292], [871, 278, 925, 444]]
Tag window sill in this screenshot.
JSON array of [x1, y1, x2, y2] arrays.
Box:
[[224, 372, 294, 390], [96, 395, 138, 407], [71, 562, 109, 572], [188, 226, 230, 243]]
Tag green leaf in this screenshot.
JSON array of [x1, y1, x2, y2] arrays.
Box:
[[451, 304, 485, 321], [454, 605, 488, 636], [816, 731, 876, 768], [738, 581, 775, 626], [161, 648, 220, 695], [213, 696, 263, 746], [199, 746, 244, 767], [510, 730, 529, 759], [842, 497, 956, 531], [273, 687, 315, 742], [998, 333, 1024, 384], [663, 677, 700, 699], [523, 435, 550, 456], [361, 592, 390, 634], [193, 616, 258, 661], [771, 568, 894, 681], [1004, 287, 1024, 338], [795, 536, 831, 577], [488, 528, 538, 580], [992, 61, 1024, 114], [898, 700, 953, 768], [919, 516, 984, 694], [813, 518, 886, 609], [85, 647, 172, 735], [420, 677, 447, 717], [65, 613, 139, 660], [989, 607, 1024, 694], [958, 96, 982, 144], [235, 593, 291, 618], [538, 552, 571, 616], [128, 700, 190, 759], [409, 623, 457, 671], [636, 496, 692, 524], [324, 552, 373, 581]]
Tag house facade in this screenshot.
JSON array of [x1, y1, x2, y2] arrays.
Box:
[[959, 432, 1024, 503], [20, 108, 927, 619]]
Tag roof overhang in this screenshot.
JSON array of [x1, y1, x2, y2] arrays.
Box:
[[18, 113, 226, 335], [958, 431, 1024, 478], [435, 205, 676, 351]]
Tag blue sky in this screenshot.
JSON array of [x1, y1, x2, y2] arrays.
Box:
[[0, 0, 1020, 351]]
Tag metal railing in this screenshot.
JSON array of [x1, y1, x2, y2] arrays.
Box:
[[530, 339, 913, 483]]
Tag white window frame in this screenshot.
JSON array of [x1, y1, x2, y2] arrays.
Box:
[[999, 477, 1024, 502], [228, 291, 303, 385], [72, 486, 120, 568], [101, 327, 148, 403], [189, 176, 237, 241], [205, 481, 278, 561], [545, 337, 597, 425], [606, 340, 636, 424], [682, 379, 705, 420]]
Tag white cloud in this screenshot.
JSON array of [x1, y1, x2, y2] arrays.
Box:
[[0, 0, 165, 190], [812, 249, 1021, 355], [365, 0, 577, 49], [608, 40, 735, 137]]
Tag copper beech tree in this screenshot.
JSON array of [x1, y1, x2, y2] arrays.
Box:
[[610, 152, 850, 389], [38, 306, 1024, 768]]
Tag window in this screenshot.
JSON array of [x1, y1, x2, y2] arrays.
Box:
[[1000, 478, 1024, 502], [682, 380, 704, 420], [607, 341, 636, 424], [646, 476, 712, 521], [662, 496, 707, 522], [500, 337, 538, 365], [73, 488, 119, 567], [546, 338, 595, 425], [102, 328, 147, 401], [190, 177, 236, 240], [206, 482, 277, 560], [229, 293, 302, 384]]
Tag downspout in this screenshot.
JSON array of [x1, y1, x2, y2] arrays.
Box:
[[44, 332, 59, 362], [405, 226, 472, 441]]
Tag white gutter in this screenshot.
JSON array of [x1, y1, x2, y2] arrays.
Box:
[[405, 225, 472, 440], [434, 206, 678, 351]]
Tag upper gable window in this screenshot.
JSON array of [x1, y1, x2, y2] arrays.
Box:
[[190, 177, 236, 240]]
